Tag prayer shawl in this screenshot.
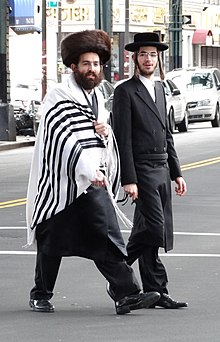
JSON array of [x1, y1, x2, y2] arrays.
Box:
[[26, 75, 122, 246]]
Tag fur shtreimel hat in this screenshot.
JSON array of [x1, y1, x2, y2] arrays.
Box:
[[61, 29, 111, 67], [125, 32, 168, 52]]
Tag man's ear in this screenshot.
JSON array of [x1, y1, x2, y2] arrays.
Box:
[[70, 63, 77, 71]]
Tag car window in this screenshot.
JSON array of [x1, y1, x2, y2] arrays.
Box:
[[166, 79, 180, 92], [162, 81, 171, 96], [213, 70, 220, 86], [170, 75, 182, 91], [98, 80, 114, 99], [170, 71, 216, 91], [185, 72, 213, 90]]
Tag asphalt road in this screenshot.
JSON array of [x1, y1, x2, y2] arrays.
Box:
[[0, 123, 220, 342]]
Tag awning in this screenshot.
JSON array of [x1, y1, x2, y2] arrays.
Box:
[[192, 30, 213, 45]]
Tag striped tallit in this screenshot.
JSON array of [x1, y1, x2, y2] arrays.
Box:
[[26, 74, 122, 246]]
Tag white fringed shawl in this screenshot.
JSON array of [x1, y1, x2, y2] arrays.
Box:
[[26, 75, 124, 246]]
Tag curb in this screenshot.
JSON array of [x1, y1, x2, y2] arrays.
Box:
[[0, 140, 35, 152]]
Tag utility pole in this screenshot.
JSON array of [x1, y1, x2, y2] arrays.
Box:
[[119, 0, 130, 80], [0, 0, 16, 141], [95, 0, 112, 82], [42, 0, 47, 100], [0, 0, 10, 103], [169, 0, 182, 70], [57, 0, 62, 83]]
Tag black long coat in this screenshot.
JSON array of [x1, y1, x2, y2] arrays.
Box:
[[36, 186, 127, 261], [113, 77, 182, 252]]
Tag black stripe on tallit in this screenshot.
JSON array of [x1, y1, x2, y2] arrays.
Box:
[[65, 142, 81, 206], [111, 134, 121, 197]]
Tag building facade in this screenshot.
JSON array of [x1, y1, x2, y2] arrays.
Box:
[[9, 0, 220, 90]]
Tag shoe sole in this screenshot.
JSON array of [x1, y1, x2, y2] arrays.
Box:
[[150, 303, 188, 309], [29, 301, 55, 313], [116, 304, 131, 315]]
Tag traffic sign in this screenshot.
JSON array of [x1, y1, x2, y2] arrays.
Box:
[[47, 1, 58, 8], [183, 15, 191, 25]]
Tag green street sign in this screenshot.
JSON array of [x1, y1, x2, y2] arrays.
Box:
[[47, 1, 58, 7]]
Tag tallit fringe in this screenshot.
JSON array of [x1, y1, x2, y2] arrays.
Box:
[[106, 185, 133, 230]]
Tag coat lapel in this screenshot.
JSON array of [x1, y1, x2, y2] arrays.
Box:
[[154, 81, 166, 127]]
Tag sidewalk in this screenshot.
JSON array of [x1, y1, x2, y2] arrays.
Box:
[[0, 135, 35, 151]]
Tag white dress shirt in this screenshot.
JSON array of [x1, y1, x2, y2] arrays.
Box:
[[139, 75, 155, 102]]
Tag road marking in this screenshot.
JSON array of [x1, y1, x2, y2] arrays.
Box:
[[0, 229, 219, 257], [0, 156, 219, 209], [0, 251, 36, 255], [181, 156, 220, 171], [122, 231, 220, 236], [0, 251, 220, 257], [0, 198, 27, 208], [1, 227, 220, 237], [0, 226, 27, 229]]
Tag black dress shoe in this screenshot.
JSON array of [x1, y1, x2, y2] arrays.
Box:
[[106, 283, 160, 314], [29, 299, 55, 313], [150, 293, 188, 309], [115, 291, 161, 315]]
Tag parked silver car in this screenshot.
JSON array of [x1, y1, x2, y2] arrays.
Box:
[[166, 67, 220, 128], [162, 78, 188, 133]]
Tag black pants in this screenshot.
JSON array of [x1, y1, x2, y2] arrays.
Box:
[[30, 241, 141, 302], [126, 242, 168, 295]]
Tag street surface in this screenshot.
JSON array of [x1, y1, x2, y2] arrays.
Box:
[[0, 122, 220, 342]]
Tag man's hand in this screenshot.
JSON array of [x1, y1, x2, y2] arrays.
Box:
[[123, 184, 138, 201], [91, 170, 108, 187], [94, 121, 109, 137], [175, 177, 187, 196]]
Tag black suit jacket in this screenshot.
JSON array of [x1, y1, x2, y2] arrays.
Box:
[[113, 76, 182, 186]]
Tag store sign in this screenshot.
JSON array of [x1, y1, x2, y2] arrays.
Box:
[[46, 6, 90, 23], [9, 0, 41, 34], [154, 8, 165, 24], [130, 5, 148, 24]]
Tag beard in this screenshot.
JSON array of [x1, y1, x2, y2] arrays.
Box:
[[136, 60, 157, 78], [74, 68, 103, 90]]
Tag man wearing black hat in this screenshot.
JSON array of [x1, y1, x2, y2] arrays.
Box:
[[26, 29, 160, 315], [112, 32, 188, 309]]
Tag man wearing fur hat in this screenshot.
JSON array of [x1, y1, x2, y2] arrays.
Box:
[[112, 32, 188, 309], [26, 29, 160, 315]]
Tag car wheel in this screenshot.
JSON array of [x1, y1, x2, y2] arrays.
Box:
[[168, 108, 175, 133], [177, 111, 188, 132], [211, 104, 220, 127]]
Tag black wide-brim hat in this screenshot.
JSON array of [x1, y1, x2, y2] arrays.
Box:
[[125, 32, 168, 52], [61, 29, 111, 67]]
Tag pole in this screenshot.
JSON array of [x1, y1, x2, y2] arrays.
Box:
[[169, 0, 182, 70], [42, 0, 47, 100], [95, 0, 112, 82], [57, 0, 62, 82], [0, 0, 10, 103], [0, 1, 16, 141], [95, 0, 100, 29], [124, 0, 129, 46]]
